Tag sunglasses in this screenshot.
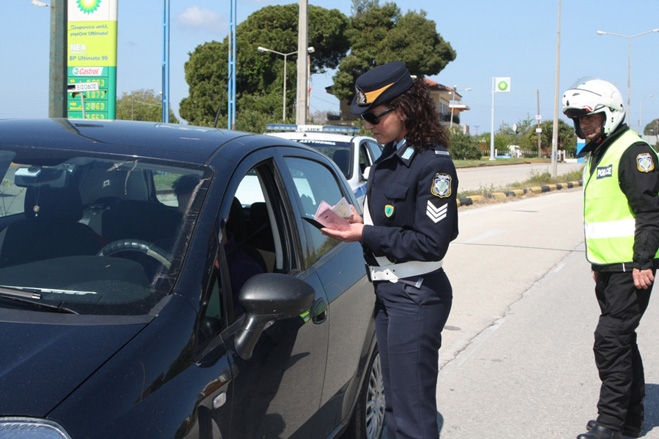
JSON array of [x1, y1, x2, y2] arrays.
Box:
[[361, 107, 395, 125]]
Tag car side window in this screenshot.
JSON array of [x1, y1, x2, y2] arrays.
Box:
[[202, 163, 289, 334], [283, 156, 346, 267]]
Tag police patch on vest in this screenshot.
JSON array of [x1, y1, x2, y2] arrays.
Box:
[[431, 173, 452, 198], [384, 204, 394, 217], [596, 165, 613, 179], [636, 153, 655, 173]]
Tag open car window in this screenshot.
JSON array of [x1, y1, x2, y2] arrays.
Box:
[[0, 151, 206, 316]]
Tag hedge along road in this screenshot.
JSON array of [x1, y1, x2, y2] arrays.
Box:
[[456, 161, 584, 193]]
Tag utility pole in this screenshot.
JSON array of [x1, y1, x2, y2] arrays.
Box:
[[295, 0, 309, 125], [551, 0, 561, 178], [49, 0, 67, 118], [536, 89, 542, 158]]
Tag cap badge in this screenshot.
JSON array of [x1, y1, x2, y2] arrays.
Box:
[[355, 86, 366, 105]]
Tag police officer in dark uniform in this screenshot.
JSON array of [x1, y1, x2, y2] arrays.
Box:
[[563, 78, 659, 439], [322, 61, 458, 439]]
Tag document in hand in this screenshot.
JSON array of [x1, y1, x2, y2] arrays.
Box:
[[313, 197, 351, 230]]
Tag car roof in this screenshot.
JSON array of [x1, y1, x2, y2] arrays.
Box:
[[0, 119, 271, 165], [265, 125, 378, 146], [267, 131, 364, 143]]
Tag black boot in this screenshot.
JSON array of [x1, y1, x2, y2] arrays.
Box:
[[577, 422, 621, 439], [586, 419, 642, 438]]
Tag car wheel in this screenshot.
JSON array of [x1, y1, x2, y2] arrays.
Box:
[[344, 348, 385, 439]]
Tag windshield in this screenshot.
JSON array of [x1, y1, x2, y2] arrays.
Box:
[[286, 138, 353, 180], [0, 149, 206, 316]]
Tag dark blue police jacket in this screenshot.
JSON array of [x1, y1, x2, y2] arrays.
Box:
[[361, 141, 459, 268]]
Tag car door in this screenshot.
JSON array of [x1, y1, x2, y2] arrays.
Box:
[[279, 153, 376, 431], [195, 146, 330, 439]]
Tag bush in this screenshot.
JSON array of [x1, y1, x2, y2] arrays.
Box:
[[450, 130, 482, 160]]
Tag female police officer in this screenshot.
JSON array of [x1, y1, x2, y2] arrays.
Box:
[[322, 61, 459, 439]]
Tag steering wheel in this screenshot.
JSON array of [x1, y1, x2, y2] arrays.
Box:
[[97, 239, 172, 269]]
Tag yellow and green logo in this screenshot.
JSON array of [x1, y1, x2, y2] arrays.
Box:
[[77, 0, 101, 14]]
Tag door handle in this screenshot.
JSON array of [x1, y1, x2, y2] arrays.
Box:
[[311, 298, 327, 324]]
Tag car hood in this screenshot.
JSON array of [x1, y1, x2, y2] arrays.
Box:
[[0, 318, 147, 416]]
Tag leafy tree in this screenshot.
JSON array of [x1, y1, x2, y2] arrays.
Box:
[[331, 2, 456, 103], [643, 118, 659, 136], [116, 89, 178, 123], [525, 119, 576, 156], [180, 4, 350, 127]]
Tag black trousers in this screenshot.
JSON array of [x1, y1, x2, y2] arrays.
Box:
[[594, 271, 652, 431], [374, 268, 452, 439]]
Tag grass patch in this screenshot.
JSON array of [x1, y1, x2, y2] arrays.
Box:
[[457, 167, 583, 199], [453, 157, 552, 168]]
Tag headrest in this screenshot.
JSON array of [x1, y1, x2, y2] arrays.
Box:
[[24, 186, 83, 222]]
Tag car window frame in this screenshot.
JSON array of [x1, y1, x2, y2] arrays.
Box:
[[276, 148, 357, 270]]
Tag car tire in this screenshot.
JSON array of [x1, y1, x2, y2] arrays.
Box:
[[343, 347, 385, 439]]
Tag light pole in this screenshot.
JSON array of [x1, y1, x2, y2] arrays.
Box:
[[639, 93, 653, 134], [449, 86, 471, 130], [596, 28, 659, 125], [257, 46, 314, 122]]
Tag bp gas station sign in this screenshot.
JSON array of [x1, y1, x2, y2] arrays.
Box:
[[67, 0, 117, 119]]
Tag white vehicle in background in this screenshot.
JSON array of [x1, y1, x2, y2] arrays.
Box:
[[266, 124, 383, 207]]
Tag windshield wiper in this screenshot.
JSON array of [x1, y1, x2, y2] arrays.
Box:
[[0, 286, 79, 314]]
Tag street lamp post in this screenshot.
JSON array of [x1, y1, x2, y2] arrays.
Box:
[[449, 86, 471, 130], [596, 28, 659, 125], [639, 93, 653, 134], [257, 46, 314, 122]]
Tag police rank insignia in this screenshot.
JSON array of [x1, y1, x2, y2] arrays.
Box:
[[384, 204, 394, 217], [636, 153, 655, 173], [426, 200, 447, 224], [430, 173, 452, 198]]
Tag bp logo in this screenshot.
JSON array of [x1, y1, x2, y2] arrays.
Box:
[[496, 79, 509, 92], [77, 0, 101, 14]]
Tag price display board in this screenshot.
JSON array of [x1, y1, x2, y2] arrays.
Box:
[[67, 0, 117, 119]]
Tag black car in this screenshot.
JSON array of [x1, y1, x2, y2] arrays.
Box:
[[0, 119, 384, 439]]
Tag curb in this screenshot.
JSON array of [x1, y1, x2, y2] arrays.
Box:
[[457, 180, 583, 207]]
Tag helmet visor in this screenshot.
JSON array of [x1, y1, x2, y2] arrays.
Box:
[[564, 108, 592, 119]]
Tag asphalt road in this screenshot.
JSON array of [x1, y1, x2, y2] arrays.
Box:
[[456, 162, 584, 192], [429, 189, 659, 438]]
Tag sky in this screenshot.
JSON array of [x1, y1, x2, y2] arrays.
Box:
[[3, 0, 659, 135]]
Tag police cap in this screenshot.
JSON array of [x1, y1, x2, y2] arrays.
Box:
[[350, 61, 414, 115]]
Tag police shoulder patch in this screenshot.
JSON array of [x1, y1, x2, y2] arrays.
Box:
[[430, 173, 452, 198], [636, 153, 655, 173]]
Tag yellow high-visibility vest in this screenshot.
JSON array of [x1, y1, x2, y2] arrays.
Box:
[[583, 130, 658, 265]]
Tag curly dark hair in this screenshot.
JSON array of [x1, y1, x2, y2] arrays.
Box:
[[389, 79, 450, 151]]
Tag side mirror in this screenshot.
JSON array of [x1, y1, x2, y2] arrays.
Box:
[[234, 273, 315, 360]]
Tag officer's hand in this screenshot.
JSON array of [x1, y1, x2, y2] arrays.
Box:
[[346, 204, 363, 224], [632, 268, 654, 290], [321, 223, 364, 243]]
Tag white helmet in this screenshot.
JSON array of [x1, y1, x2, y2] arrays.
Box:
[[562, 77, 625, 139]]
